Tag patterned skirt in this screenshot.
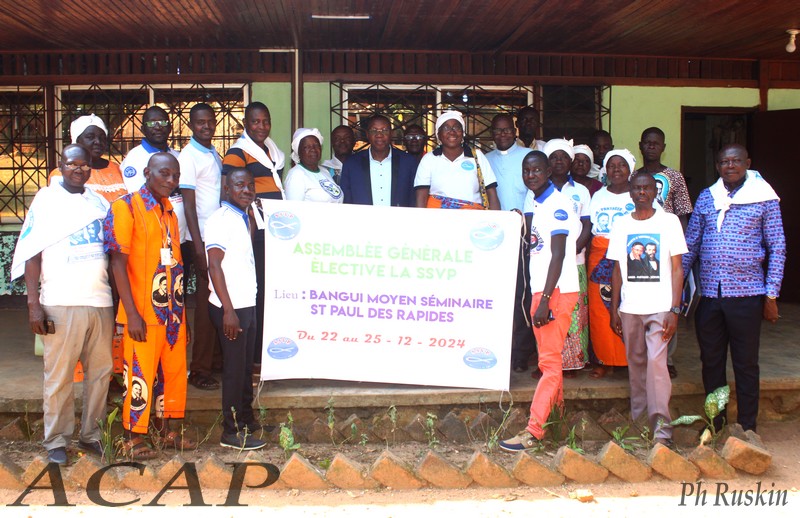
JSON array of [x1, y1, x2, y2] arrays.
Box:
[[562, 264, 588, 370]]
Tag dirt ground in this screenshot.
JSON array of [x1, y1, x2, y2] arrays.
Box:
[[1, 421, 799, 515]]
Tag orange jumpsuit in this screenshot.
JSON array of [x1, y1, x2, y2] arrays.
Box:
[[104, 186, 187, 434]]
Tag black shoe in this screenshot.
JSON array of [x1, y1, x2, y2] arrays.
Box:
[[512, 361, 528, 373], [220, 432, 267, 450], [77, 439, 104, 457], [667, 365, 678, 379], [47, 447, 68, 464], [244, 422, 276, 434]]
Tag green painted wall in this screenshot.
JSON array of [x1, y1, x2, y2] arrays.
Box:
[[303, 83, 338, 161], [609, 86, 760, 170], [251, 82, 292, 158], [768, 89, 800, 111]]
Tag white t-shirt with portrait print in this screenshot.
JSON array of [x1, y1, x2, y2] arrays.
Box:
[[606, 210, 688, 315]]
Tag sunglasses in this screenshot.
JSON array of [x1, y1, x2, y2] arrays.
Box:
[[143, 120, 170, 128]]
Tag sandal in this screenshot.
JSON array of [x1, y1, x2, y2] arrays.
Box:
[[589, 365, 613, 379], [188, 372, 220, 390], [159, 430, 197, 450], [121, 435, 158, 460]]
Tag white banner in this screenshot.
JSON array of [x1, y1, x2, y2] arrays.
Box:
[[259, 200, 521, 391]]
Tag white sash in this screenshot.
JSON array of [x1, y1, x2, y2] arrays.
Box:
[[11, 183, 109, 281], [709, 170, 779, 232]]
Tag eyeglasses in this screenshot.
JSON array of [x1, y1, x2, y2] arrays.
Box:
[[718, 158, 744, 167], [404, 134, 426, 141], [143, 120, 170, 128], [63, 163, 91, 172], [439, 124, 463, 134], [368, 128, 391, 136], [492, 128, 514, 135]]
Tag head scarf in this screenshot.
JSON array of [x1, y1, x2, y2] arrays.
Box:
[[70, 114, 108, 144], [291, 128, 323, 165], [603, 148, 636, 177], [573, 144, 593, 164], [543, 138, 575, 160], [435, 111, 465, 143]]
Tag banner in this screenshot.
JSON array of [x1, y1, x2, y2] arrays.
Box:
[[260, 200, 521, 391]]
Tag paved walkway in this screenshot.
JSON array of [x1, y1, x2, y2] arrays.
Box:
[[1, 304, 799, 414]]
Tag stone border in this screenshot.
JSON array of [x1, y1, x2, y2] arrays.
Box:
[[0, 434, 771, 491]]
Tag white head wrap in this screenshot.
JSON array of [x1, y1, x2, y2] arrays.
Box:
[[543, 138, 574, 160], [573, 144, 594, 164], [435, 111, 465, 143], [70, 114, 108, 144], [603, 148, 636, 176], [291, 128, 323, 165]]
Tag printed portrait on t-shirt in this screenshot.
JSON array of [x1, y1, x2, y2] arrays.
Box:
[[152, 273, 169, 306], [596, 212, 610, 233], [626, 234, 660, 282], [68, 220, 103, 246], [653, 173, 670, 208]]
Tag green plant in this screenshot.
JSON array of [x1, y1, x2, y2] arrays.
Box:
[[197, 412, 224, 448], [486, 402, 514, 452], [542, 404, 567, 444], [670, 385, 730, 447], [97, 406, 121, 463], [359, 433, 369, 446], [279, 412, 301, 458], [566, 425, 585, 454], [424, 412, 439, 449], [325, 397, 337, 445], [319, 458, 332, 470], [611, 425, 640, 452]]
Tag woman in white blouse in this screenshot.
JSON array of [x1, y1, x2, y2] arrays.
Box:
[[284, 128, 343, 204]]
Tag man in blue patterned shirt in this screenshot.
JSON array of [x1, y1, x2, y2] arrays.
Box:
[[682, 144, 785, 432]]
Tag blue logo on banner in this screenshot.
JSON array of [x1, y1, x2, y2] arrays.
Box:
[[461, 161, 475, 171], [463, 348, 497, 370], [123, 166, 137, 178], [554, 209, 569, 221], [470, 222, 504, 251], [267, 337, 298, 359], [268, 211, 301, 240]]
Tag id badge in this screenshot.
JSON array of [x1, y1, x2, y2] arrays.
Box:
[[160, 247, 173, 266]]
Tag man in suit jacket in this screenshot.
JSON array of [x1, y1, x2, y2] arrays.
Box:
[[340, 115, 417, 207]]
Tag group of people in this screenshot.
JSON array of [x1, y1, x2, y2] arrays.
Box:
[[11, 99, 785, 462]]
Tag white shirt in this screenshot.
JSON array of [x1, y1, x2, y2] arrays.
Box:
[[40, 189, 112, 307], [523, 183, 579, 294], [120, 141, 186, 242], [554, 177, 591, 265], [414, 148, 498, 205], [485, 144, 530, 211], [607, 210, 688, 315], [178, 138, 222, 242], [205, 202, 257, 309], [369, 148, 393, 207], [589, 187, 635, 237], [284, 164, 343, 203]]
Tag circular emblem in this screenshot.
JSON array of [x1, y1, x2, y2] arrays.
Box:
[[600, 284, 612, 303], [123, 166, 137, 178], [470, 222, 505, 251], [268, 211, 301, 240], [554, 209, 569, 221], [461, 161, 475, 171], [319, 178, 343, 200], [572, 194, 580, 201], [267, 337, 299, 360], [129, 376, 148, 411], [463, 347, 497, 370], [530, 228, 544, 252], [625, 203, 635, 211]]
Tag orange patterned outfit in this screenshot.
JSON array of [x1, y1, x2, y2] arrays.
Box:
[[104, 185, 187, 434]]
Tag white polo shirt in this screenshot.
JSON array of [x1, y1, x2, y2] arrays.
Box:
[[178, 137, 222, 241], [523, 183, 579, 294], [414, 148, 498, 204], [204, 202, 257, 309], [555, 176, 591, 265], [120, 141, 186, 242], [284, 164, 343, 203]]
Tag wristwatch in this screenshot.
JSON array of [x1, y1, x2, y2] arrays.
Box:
[[669, 307, 681, 315]]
